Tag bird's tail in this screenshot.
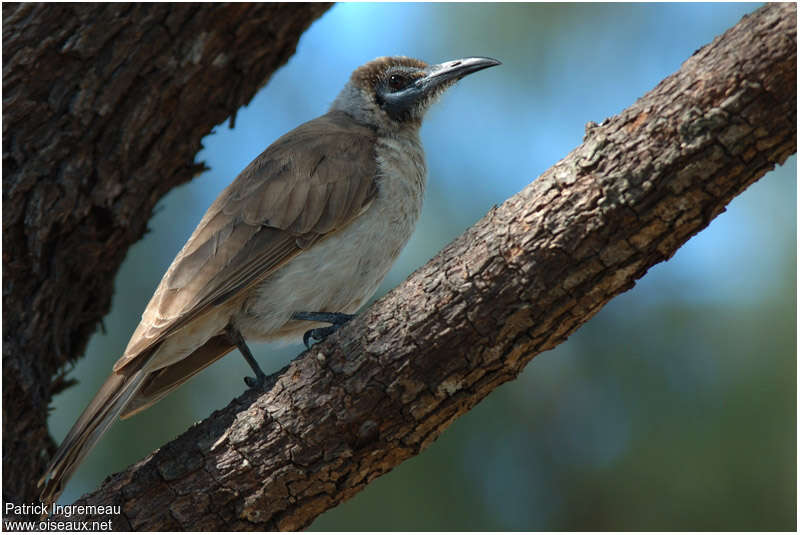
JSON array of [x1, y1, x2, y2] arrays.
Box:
[[119, 333, 235, 419], [38, 361, 148, 509], [38, 334, 236, 508]]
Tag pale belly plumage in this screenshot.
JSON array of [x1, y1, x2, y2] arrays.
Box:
[[234, 133, 426, 343]]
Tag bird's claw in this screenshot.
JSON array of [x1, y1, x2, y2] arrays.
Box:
[[293, 312, 355, 349], [302, 325, 338, 349], [243, 370, 268, 390]]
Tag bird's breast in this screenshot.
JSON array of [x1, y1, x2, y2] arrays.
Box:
[[236, 132, 427, 342], [371, 133, 427, 246]]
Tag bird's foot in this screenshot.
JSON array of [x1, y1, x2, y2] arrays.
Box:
[[226, 325, 270, 391], [243, 367, 269, 390], [291, 312, 355, 349]]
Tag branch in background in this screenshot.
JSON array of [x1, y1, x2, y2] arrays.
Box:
[[52, 3, 796, 530]]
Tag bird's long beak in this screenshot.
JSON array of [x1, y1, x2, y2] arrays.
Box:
[[417, 57, 502, 91], [378, 56, 501, 122]]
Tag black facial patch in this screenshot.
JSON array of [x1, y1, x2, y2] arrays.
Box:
[[375, 68, 426, 122]]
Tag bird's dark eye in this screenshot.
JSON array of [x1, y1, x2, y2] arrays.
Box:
[[388, 73, 408, 91]]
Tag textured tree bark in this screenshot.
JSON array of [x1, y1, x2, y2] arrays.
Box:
[[2, 2, 332, 511], [8, 2, 797, 531], [38, 3, 796, 530]]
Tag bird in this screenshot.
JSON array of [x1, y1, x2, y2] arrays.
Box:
[[38, 55, 501, 507]]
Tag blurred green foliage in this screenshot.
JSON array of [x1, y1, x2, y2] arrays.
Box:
[[47, 3, 794, 530]]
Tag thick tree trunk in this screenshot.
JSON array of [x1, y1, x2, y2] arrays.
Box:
[[29, 3, 795, 530], [2, 1, 331, 510]]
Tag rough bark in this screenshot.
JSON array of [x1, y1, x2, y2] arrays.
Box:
[[31, 3, 795, 530], [2, 2, 332, 509]]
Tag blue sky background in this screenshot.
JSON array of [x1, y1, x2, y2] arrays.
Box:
[[48, 3, 795, 530]]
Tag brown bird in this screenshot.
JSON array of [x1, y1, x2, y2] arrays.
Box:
[[39, 55, 501, 506]]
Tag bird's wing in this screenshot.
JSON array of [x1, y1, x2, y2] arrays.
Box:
[[113, 111, 378, 372]]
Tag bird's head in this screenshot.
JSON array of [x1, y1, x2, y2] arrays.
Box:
[[332, 56, 501, 132]]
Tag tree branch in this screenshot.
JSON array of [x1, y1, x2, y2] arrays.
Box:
[[46, 3, 797, 530], [2, 2, 331, 509]]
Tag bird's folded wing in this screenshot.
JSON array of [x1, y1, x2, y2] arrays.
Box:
[[114, 111, 378, 372]]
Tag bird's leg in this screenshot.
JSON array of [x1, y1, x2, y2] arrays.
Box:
[[291, 312, 356, 349], [226, 325, 268, 389]]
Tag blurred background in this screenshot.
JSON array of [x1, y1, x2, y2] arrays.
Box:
[[48, 3, 795, 530]]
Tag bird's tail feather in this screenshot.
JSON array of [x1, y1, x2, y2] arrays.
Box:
[[121, 333, 234, 419], [38, 334, 236, 508], [38, 361, 148, 508]]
